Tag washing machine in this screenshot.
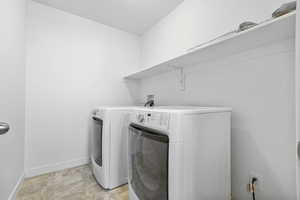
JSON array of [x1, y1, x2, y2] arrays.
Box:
[[91, 107, 133, 189], [128, 106, 232, 200]]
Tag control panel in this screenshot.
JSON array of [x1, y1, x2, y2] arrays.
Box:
[[134, 111, 170, 131]]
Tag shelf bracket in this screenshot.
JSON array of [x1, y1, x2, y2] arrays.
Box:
[[171, 66, 186, 91]]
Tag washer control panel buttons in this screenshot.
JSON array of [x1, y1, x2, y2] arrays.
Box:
[[135, 112, 170, 131]]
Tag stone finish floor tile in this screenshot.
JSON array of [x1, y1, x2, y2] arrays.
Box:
[[16, 165, 128, 200]]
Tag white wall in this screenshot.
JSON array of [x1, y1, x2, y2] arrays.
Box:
[[0, 0, 27, 199], [136, 0, 297, 199], [140, 0, 288, 69], [25, 1, 140, 177]]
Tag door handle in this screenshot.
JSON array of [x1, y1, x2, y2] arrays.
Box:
[[0, 122, 9, 135]]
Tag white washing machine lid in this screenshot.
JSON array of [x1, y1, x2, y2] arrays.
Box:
[[133, 106, 232, 114], [93, 106, 231, 114], [93, 106, 138, 117], [95, 106, 137, 111]]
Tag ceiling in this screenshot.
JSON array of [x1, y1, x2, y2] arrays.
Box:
[[33, 0, 184, 35]]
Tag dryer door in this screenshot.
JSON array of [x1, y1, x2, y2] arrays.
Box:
[[92, 116, 103, 167], [128, 123, 169, 200]]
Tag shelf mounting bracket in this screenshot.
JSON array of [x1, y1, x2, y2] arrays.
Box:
[[171, 65, 186, 91]]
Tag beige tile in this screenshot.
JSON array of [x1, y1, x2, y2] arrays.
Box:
[[16, 165, 129, 200]]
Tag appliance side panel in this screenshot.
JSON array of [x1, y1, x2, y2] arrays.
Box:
[[169, 141, 184, 200], [109, 110, 130, 188], [181, 112, 231, 199]]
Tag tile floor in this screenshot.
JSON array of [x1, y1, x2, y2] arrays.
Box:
[[16, 165, 128, 200]]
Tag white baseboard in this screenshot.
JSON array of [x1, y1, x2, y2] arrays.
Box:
[[26, 157, 90, 178], [8, 172, 25, 200]]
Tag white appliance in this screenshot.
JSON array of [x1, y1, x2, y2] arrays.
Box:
[[91, 107, 132, 189], [128, 106, 232, 200]]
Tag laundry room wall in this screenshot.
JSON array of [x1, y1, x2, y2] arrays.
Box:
[[136, 0, 297, 199], [25, 1, 140, 177], [0, 0, 27, 199]]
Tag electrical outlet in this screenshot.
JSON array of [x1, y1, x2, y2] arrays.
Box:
[[248, 172, 263, 192]]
